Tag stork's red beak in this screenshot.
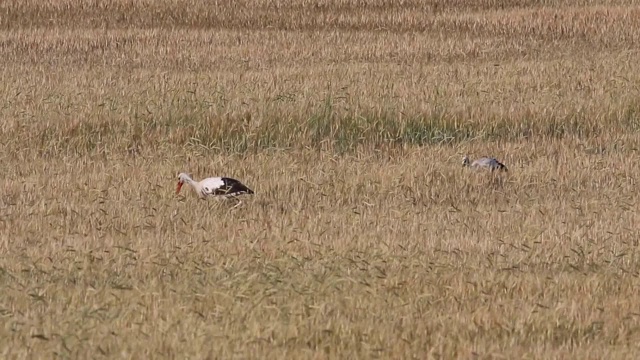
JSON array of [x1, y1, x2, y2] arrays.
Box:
[[176, 182, 183, 194]]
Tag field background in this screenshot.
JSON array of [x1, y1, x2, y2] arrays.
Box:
[[2, 0, 640, 358]]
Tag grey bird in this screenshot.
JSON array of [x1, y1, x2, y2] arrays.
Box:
[[462, 155, 508, 172]]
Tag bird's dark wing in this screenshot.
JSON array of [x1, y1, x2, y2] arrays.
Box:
[[492, 159, 508, 171], [213, 178, 255, 196]]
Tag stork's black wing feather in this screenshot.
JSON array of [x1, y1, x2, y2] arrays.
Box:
[[213, 177, 255, 196]]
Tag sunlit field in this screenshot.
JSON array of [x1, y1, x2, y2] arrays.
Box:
[[2, 0, 640, 358]]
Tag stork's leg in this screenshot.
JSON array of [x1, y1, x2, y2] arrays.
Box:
[[229, 196, 243, 209]]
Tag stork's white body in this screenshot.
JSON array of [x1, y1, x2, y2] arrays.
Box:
[[176, 173, 254, 199]]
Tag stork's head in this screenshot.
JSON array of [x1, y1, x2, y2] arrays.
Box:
[[462, 155, 470, 167], [176, 172, 191, 194]]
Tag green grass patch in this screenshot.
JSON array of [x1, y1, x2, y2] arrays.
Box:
[[9, 101, 640, 157]]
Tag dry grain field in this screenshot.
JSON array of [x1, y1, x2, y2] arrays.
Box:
[[2, 0, 640, 358]]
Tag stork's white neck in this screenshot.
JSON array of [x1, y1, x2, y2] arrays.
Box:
[[184, 175, 197, 186], [178, 173, 198, 189], [182, 175, 205, 198]]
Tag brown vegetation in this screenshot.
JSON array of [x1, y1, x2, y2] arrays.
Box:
[[1, 0, 640, 358]]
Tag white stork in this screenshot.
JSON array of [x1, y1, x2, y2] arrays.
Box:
[[462, 155, 508, 172], [176, 172, 254, 200]]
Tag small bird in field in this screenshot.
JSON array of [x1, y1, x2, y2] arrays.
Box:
[[176, 172, 254, 199], [462, 155, 508, 172]]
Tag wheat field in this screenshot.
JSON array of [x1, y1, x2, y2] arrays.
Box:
[[1, 0, 640, 358]]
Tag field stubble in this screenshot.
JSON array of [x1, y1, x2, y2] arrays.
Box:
[[2, 0, 640, 358]]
